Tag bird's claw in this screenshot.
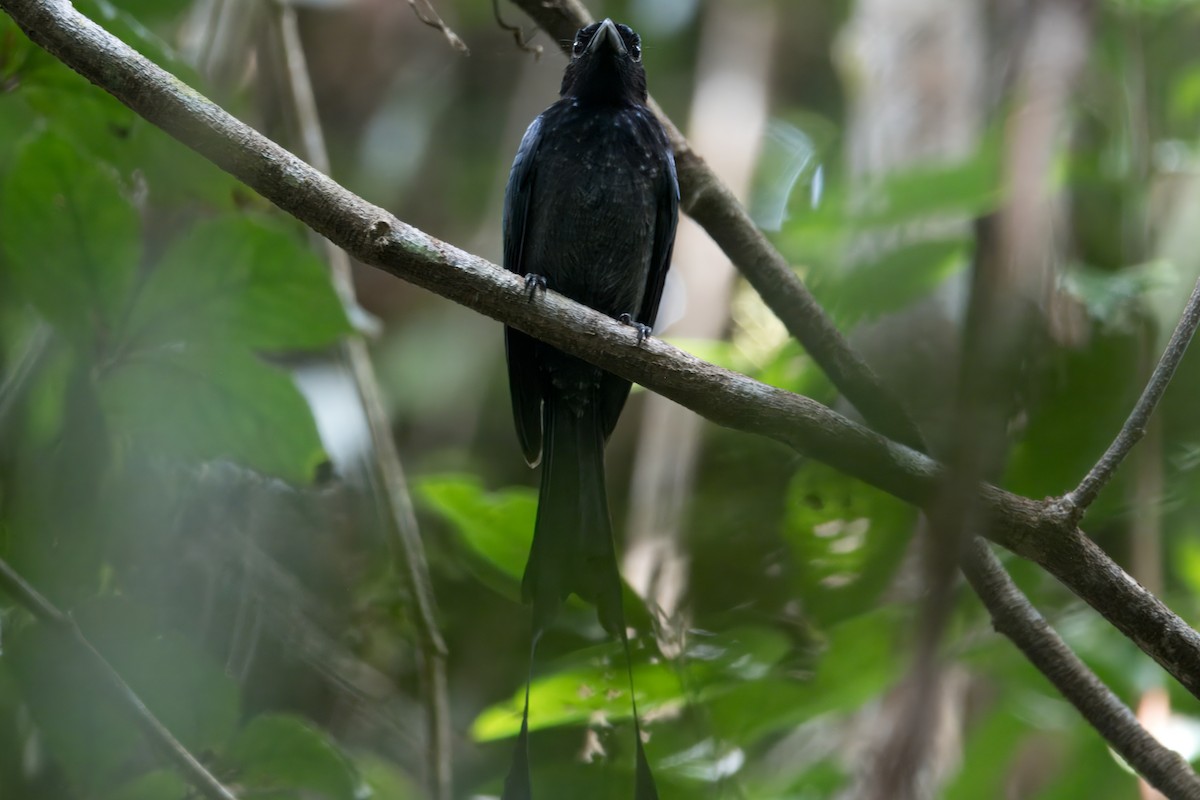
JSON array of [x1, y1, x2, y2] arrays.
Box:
[[618, 313, 651, 345], [524, 273, 548, 300]]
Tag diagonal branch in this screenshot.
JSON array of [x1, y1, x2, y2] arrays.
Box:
[[0, 557, 239, 800], [4, 2, 1200, 789], [961, 540, 1200, 799], [1059, 276, 1200, 524]]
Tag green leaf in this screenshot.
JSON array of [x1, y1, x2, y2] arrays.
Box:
[[6, 597, 239, 794], [103, 771, 188, 800], [848, 150, 1002, 227], [355, 753, 422, 800], [1062, 260, 1175, 331], [706, 611, 902, 742], [0, 129, 141, 346], [784, 463, 916, 627], [473, 627, 788, 741], [224, 714, 361, 800], [122, 216, 351, 352], [813, 238, 969, 326], [417, 474, 536, 599], [100, 345, 327, 483], [472, 645, 679, 741]]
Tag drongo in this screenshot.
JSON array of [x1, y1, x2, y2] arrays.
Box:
[[501, 18, 678, 799]]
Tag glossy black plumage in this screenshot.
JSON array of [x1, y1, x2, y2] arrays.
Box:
[[503, 19, 678, 632], [501, 19, 677, 798]]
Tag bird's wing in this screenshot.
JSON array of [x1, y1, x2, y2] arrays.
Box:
[[504, 116, 545, 466], [638, 122, 680, 331]]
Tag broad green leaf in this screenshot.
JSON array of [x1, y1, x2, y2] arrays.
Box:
[[19, 84, 138, 168], [6, 597, 239, 794], [417, 474, 535, 598], [224, 714, 360, 800], [100, 345, 327, 483], [121, 216, 350, 352], [473, 627, 788, 741], [784, 463, 916, 627], [0, 130, 140, 346], [473, 648, 678, 741], [0, 96, 39, 177]]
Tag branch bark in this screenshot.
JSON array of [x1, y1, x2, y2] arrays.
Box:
[[0, 557, 239, 800], [3, 0, 1199, 790], [961, 540, 1200, 800]]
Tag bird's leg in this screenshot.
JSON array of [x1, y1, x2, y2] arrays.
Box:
[[523, 273, 548, 300], [618, 313, 651, 345]]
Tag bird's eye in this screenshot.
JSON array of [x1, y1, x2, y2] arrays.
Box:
[[630, 41, 642, 61], [573, 37, 586, 56]]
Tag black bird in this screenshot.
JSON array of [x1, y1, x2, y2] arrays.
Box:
[[502, 17, 678, 798]]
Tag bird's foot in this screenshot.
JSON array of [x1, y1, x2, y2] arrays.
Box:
[[618, 313, 651, 345], [524, 273, 548, 300]]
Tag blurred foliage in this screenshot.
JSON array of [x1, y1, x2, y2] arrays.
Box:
[[2, 0, 1200, 799]]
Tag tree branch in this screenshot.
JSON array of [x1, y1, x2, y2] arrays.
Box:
[[4, 0, 1200, 784], [1059, 275, 1200, 524], [961, 540, 1200, 799], [0, 557, 239, 800]]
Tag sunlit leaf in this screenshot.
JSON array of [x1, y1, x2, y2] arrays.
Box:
[[784, 463, 916, 627], [417, 474, 535, 599], [474, 651, 675, 741]]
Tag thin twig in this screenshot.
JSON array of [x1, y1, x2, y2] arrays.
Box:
[[266, 6, 452, 798], [0, 557, 240, 800], [405, 0, 468, 55], [1060, 275, 1200, 523], [9, 4, 1200, 770], [492, 0, 541, 58], [962, 540, 1200, 800]]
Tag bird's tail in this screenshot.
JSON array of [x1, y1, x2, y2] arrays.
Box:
[[505, 389, 659, 800], [522, 392, 624, 636]]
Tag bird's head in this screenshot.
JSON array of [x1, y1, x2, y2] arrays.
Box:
[[560, 19, 647, 106]]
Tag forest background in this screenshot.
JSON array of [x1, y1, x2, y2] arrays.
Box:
[[4, 0, 1200, 798]]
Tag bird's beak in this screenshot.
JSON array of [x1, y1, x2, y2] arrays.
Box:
[[586, 18, 627, 57]]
